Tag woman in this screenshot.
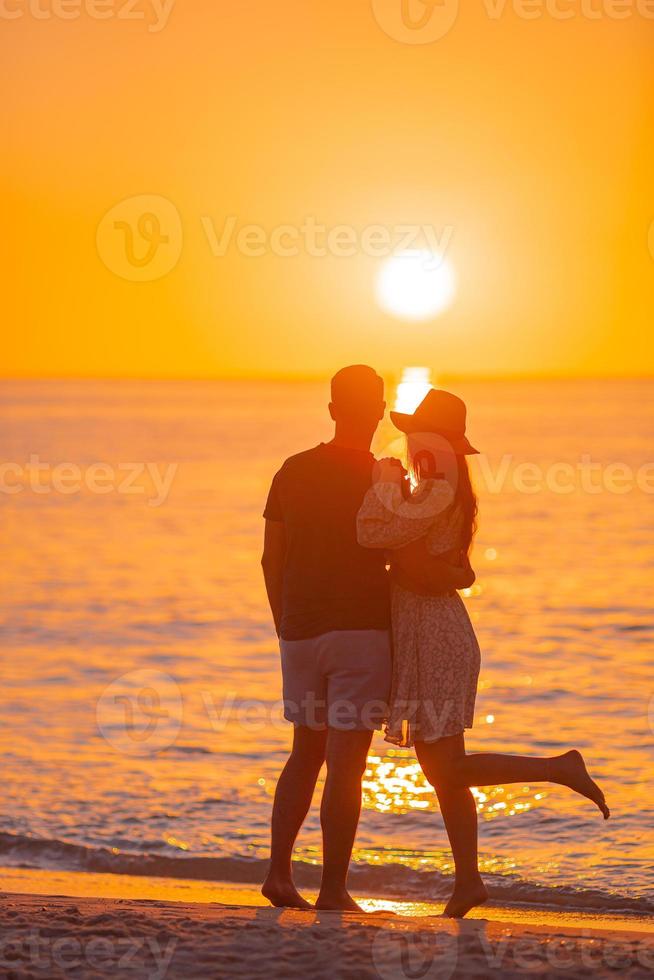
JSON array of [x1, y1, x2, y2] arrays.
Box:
[[357, 388, 609, 918]]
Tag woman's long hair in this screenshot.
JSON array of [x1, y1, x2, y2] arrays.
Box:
[[408, 444, 478, 555], [454, 455, 478, 555]]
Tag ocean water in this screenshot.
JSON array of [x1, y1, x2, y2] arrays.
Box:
[[1, 378, 653, 912]]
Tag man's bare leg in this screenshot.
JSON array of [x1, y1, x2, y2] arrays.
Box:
[[262, 725, 327, 909], [316, 728, 373, 912]]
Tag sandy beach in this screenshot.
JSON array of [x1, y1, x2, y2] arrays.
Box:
[[1, 871, 653, 979]]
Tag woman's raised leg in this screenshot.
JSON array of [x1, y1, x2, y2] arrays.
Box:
[[415, 730, 609, 916], [445, 742, 609, 819]]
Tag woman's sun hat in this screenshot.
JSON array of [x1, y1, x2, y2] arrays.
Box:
[[390, 388, 479, 455]]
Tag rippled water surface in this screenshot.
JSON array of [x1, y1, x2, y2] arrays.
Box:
[[1, 379, 652, 907]]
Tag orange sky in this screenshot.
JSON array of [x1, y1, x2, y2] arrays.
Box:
[[3, 1, 654, 379]]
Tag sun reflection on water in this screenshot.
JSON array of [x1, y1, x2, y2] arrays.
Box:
[[362, 753, 547, 822], [393, 366, 433, 414], [351, 844, 519, 877]]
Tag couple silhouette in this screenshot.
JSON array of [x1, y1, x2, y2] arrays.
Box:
[[261, 365, 608, 916]]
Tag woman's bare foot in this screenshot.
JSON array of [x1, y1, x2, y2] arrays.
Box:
[[442, 878, 488, 918], [315, 888, 365, 912], [553, 750, 610, 820], [261, 875, 313, 910]]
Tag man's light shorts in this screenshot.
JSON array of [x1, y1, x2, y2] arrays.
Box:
[[280, 629, 392, 731]]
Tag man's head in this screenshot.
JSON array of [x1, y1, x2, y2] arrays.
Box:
[[329, 365, 385, 439]]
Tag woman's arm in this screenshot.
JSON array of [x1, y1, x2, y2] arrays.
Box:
[[357, 460, 454, 550], [391, 538, 475, 595]]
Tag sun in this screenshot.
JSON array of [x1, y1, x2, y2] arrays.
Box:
[[376, 251, 457, 320]]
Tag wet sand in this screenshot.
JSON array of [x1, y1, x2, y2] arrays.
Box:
[[1, 870, 653, 979]]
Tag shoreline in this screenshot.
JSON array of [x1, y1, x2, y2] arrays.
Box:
[[3, 833, 652, 919], [1, 870, 653, 979], [3, 866, 653, 931]]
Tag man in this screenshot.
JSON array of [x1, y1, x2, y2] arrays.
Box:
[[261, 365, 473, 911]]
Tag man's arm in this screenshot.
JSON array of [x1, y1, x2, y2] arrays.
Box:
[[391, 535, 475, 596], [262, 519, 286, 636]]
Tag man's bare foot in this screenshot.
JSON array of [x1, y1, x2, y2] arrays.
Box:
[[554, 750, 610, 820], [315, 888, 365, 912], [442, 878, 488, 919], [261, 876, 313, 910]]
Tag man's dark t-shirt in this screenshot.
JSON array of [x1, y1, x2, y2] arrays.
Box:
[[264, 442, 390, 641]]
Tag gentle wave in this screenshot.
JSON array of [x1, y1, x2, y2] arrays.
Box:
[[1, 833, 652, 916]]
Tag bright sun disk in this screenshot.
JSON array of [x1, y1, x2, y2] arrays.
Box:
[[376, 250, 457, 320]]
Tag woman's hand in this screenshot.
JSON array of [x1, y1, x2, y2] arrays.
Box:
[[376, 457, 407, 485]]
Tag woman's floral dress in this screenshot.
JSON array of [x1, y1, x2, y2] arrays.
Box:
[[357, 478, 481, 747]]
